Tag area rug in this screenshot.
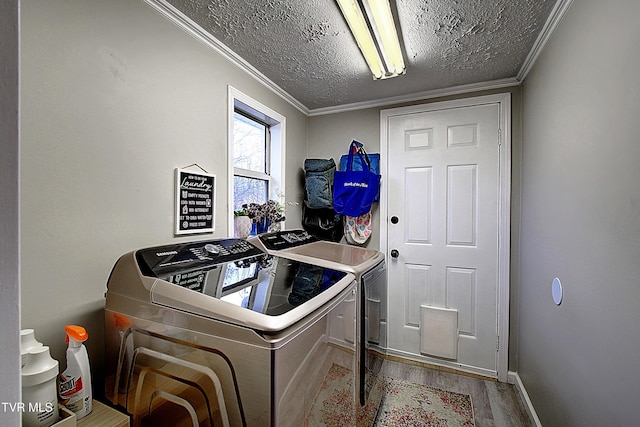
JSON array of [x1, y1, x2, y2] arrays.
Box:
[[305, 363, 475, 427], [375, 377, 475, 426]]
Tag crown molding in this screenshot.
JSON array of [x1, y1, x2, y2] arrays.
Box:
[[145, 0, 571, 117], [143, 0, 309, 116], [308, 78, 520, 116], [517, 0, 574, 81]]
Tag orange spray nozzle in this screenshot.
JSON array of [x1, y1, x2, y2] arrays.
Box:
[[65, 325, 88, 343]]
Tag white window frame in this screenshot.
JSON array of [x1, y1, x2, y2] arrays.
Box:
[[228, 86, 286, 236]]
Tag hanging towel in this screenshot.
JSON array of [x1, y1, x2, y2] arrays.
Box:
[[344, 211, 372, 246]]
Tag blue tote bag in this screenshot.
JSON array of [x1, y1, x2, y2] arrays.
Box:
[[339, 148, 380, 201], [333, 142, 381, 217]]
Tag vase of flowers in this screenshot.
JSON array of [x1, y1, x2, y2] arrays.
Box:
[[245, 200, 286, 235], [233, 207, 252, 238]]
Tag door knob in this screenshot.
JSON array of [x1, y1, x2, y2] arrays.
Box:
[[391, 216, 399, 224], [390, 249, 399, 258]]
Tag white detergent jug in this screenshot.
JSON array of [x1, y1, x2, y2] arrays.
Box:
[[22, 346, 59, 427], [20, 329, 43, 368]]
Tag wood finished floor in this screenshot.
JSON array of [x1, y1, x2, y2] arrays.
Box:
[[381, 359, 533, 427]]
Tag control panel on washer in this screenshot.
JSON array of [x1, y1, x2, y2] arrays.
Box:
[[257, 229, 317, 251], [135, 238, 265, 278]]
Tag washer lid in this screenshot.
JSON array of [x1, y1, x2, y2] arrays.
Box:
[[251, 230, 384, 275], [151, 256, 354, 333], [282, 240, 379, 267]]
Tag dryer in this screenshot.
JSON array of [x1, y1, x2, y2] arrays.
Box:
[[250, 230, 387, 426]]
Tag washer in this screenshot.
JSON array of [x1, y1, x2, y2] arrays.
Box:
[[104, 236, 360, 426], [251, 230, 387, 423]]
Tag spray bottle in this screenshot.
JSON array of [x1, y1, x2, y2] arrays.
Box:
[[58, 325, 92, 419]]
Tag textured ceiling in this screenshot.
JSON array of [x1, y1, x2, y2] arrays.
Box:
[[166, 0, 557, 111]]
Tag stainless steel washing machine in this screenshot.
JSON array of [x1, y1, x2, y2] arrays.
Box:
[[104, 237, 358, 426], [250, 230, 387, 427]]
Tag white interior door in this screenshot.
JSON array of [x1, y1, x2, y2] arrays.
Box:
[[382, 96, 509, 378]]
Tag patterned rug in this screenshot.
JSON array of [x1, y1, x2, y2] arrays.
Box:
[[306, 363, 475, 427]]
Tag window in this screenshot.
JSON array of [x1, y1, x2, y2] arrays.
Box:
[[233, 111, 270, 210], [228, 87, 286, 234]]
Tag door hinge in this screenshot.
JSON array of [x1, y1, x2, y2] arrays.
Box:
[[498, 129, 502, 146], [496, 335, 500, 351]]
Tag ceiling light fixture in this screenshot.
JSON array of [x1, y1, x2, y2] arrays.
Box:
[[336, 0, 405, 80]]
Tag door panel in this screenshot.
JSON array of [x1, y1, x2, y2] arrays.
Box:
[[447, 164, 477, 246], [405, 167, 432, 243], [386, 103, 500, 373]]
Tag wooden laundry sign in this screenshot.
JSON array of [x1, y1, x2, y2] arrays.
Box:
[[175, 167, 215, 235]]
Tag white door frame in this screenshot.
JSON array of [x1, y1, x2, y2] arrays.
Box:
[[380, 93, 511, 382]]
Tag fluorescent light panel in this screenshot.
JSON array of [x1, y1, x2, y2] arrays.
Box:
[[337, 0, 405, 79]]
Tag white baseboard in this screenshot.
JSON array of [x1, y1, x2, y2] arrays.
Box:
[[385, 348, 498, 379], [508, 371, 542, 427]]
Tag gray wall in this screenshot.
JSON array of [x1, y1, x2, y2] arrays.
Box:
[[307, 109, 382, 249], [0, 0, 21, 425], [19, 0, 307, 393], [518, 0, 640, 425]]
